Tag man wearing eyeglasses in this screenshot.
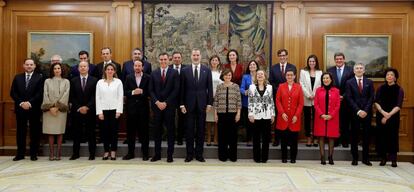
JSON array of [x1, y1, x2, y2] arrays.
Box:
[[269, 49, 297, 147]]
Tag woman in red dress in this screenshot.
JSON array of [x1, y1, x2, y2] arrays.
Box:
[[223, 49, 244, 85], [313, 72, 341, 165]]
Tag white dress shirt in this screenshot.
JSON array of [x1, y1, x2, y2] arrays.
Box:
[[96, 78, 124, 115]]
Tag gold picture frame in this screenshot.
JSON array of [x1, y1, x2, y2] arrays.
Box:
[[324, 34, 391, 81]]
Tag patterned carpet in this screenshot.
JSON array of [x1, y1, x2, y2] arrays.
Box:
[[0, 157, 413, 191]]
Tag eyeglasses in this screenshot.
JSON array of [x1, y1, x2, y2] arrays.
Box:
[[278, 55, 287, 57]]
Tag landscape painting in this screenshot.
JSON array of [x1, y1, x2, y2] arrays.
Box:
[[324, 34, 391, 81]]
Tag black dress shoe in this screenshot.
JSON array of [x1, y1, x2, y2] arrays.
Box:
[[391, 161, 397, 167], [167, 156, 173, 163], [272, 140, 279, 147], [362, 160, 372, 166], [122, 154, 135, 160], [196, 157, 206, 162], [30, 156, 38, 161], [89, 155, 95, 160], [305, 144, 312, 147], [261, 160, 268, 163], [184, 157, 193, 162], [282, 159, 287, 163], [150, 156, 161, 162], [13, 156, 24, 161], [142, 156, 149, 161], [290, 159, 296, 164], [351, 159, 358, 166], [69, 154, 80, 160], [328, 156, 334, 165], [342, 144, 349, 148], [321, 156, 326, 165], [379, 159, 386, 166], [254, 160, 261, 163], [177, 141, 183, 145]]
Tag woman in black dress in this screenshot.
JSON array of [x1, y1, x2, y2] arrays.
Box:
[[374, 68, 404, 167]]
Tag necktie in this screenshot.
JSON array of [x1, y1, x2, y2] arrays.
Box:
[[161, 69, 166, 83], [337, 68, 342, 86], [82, 77, 86, 91], [25, 74, 30, 89], [176, 66, 180, 74], [358, 78, 363, 94], [281, 64, 285, 76], [194, 65, 199, 84]]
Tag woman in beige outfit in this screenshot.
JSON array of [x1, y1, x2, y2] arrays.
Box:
[[41, 63, 70, 160]]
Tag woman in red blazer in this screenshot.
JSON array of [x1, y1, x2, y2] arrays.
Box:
[[275, 69, 304, 163], [314, 72, 340, 165], [223, 49, 244, 85]]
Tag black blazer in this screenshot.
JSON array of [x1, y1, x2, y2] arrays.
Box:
[[124, 73, 150, 113], [121, 60, 152, 81], [70, 75, 98, 113], [345, 77, 375, 115], [149, 68, 180, 108], [180, 64, 213, 112], [93, 61, 122, 80], [327, 65, 354, 96], [269, 63, 297, 95], [10, 72, 44, 113]]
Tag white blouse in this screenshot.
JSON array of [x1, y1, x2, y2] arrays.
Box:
[[96, 78, 124, 115]]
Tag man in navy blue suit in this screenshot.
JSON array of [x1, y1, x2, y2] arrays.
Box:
[[149, 53, 180, 163], [121, 48, 152, 81], [170, 51, 186, 146], [327, 52, 354, 148], [70, 51, 95, 79], [345, 63, 374, 166], [269, 49, 297, 146], [10, 58, 44, 161], [180, 48, 213, 162]]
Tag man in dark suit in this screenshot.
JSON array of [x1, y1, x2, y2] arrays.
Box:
[[10, 58, 44, 161], [93, 47, 122, 79], [180, 48, 213, 162], [121, 48, 152, 81], [70, 50, 96, 79], [69, 61, 98, 160], [269, 49, 297, 146], [345, 63, 374, 166], [170, 51, 186, 146], [123, 60, 151, 161], [149, 53, 180, 163], [327, 52, 354, 148]]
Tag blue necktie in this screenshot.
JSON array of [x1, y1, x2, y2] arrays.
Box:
[[337, 68, 342, 86]]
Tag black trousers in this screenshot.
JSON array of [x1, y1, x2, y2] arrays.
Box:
[[351, 116, 371, 161], [338, 101, 351, 145], [153, 106, 175, 157], [253, 119, 271, 162], [241, 107, 253, 142], [175, 108, 185, 143], [15, 110, 41, 157], [280, 129, 298, 160], [217, 113, 238, 161], [303, 106, 315, 137], [100, 110, 119, 152], [185, 107, 206, 159], [126, 107, 149, 157], [72, 112, 96, 156]]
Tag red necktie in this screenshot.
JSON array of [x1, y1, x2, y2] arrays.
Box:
[[358, 78, 363, 94], [161, 69, 166, 82], [281, 64, 285, 76]]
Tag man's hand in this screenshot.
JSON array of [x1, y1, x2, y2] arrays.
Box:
[[181, 106, 187, 114], [358, 111, 367, 118], [79, 106, 89, 114], [134, 88, 143, 95]]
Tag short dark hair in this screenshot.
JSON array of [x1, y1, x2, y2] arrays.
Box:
[[305, 54, 320, 71], [49, 63, 63, 78], [277, 49, 288, 56], [384, 67, 399, 82], [334, 52, 345, 59], [159, 52, 169, 58], [320, 72, 335, 87], [78, 50, 89, 57], [220, 68, 233, 81], [226, 49, 239, 64], [285, 68, 296, 75], [172, 51, 182, 57]]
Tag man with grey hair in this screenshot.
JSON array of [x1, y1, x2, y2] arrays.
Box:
[[345, 63, 374, 166], [121, 48, 152, 81]]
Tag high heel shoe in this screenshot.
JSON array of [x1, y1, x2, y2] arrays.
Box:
[[320, 155, 326, 165], [328, 156, 334, 165], [102, 152, 109, 160], [110, 151, 116, 160]]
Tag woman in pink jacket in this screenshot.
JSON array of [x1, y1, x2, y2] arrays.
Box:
[[314, 72, 340, 165]]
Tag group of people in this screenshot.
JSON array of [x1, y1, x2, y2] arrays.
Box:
[[10, 47, 404, 167]]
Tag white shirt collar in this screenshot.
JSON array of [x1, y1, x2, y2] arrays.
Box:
[[25, 72, 33, 76], [80, 74, 88, 79]]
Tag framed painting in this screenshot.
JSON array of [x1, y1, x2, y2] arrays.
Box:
[[143, 3, 272, 71], [27, 31, 94, 67], [324, 34, 391, 81]]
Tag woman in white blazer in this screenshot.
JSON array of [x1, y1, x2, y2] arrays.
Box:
[[299, 54, 322, 147], [248, 70, 275, 163]]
